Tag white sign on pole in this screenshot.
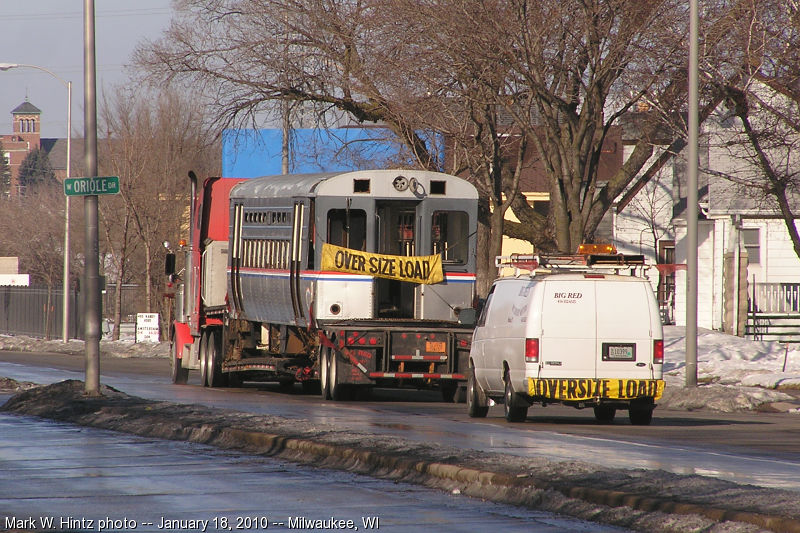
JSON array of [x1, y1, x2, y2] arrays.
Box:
[[135, 313, 160, 343], [0, 274, 29, 286]]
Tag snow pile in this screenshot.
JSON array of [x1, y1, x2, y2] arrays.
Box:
[[0, 334, 169, 359], [661, 326, 800, 412]]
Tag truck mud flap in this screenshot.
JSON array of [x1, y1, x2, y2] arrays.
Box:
[[318, 331, 371, 379], [528, 378, 665, 402]]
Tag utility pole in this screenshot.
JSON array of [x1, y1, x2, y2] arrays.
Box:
[[84, 0, 101, 395], [686, 0, 699, 387]]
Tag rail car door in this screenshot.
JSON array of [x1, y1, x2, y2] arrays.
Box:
[[376, 201, 420, 318]]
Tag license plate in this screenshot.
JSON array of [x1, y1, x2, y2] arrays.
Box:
[[426, 341, 446, 353], [602, 343, 635, 361]]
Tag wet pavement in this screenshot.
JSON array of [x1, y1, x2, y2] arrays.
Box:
[[3, 359, 800, 493], [0, 403, 626, 533]]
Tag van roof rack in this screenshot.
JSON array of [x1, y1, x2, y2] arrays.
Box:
[[495, 252, 647, 277]]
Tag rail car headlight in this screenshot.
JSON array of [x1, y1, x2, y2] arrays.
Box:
[[330, 303, 341, 315], [393, 175, 409, 191]]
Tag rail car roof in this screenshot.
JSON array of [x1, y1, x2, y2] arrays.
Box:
[[228, 169, 478, 200]]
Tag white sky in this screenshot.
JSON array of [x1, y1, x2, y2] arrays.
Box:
[[0, 1, 174, 139]]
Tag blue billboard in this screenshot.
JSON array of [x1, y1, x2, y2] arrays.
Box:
[[222, 127, 443, 177]]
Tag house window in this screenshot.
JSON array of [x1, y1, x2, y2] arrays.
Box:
[[741, 228, 760, 265], [657, 240, 676, 324]]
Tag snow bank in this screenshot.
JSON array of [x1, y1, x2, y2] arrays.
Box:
[[661, 326, 800, 412]]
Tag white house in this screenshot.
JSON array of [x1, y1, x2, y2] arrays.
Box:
[[613, 85, 800, 339]]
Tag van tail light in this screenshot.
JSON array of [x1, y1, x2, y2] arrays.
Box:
[[525, 338, 540, 363], [653, 340, 664, 364]]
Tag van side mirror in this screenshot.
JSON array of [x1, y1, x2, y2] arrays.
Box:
[[165, 253, 176, 276]]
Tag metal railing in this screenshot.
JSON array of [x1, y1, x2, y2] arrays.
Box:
[[0, 286, 81, 339], [747, 282, 800, 343]]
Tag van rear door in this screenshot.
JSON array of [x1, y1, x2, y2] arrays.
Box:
[[539, 278, 596, 379], [595, 279, 657, 380]]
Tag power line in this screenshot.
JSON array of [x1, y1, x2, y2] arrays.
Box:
[[3, 8, 173, 22]]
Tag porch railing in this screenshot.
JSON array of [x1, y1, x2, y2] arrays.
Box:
[[747, 282, 800, 343]]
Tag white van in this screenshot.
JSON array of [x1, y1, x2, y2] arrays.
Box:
[[468, 249, 664, 425]]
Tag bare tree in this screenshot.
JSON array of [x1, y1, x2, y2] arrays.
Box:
[[0, 186, 70, 338], [135, 0, 754, 291], [135, 0, 439, 168], [137, 0, 543, 293], [98, 86, 219, 338], [708, 1, 800, 261]]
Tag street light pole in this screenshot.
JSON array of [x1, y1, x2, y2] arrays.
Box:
[[64, 82, 72, 342], [0, 63, 73, 342], [686, 0, 699, 387]]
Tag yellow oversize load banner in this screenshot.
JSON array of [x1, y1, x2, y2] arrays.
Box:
[[321, 243, 444, 285], [528, 378, 665, 401]]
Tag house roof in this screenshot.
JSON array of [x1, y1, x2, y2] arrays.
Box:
[[12, 101, 41, 115], [40, 137, 83, 172]]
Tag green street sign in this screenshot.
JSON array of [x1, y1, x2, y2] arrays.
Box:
[[64, 176, 120, 196]]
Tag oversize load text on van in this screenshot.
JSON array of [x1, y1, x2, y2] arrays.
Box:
[[528, 378, 665, 401], [321, 243, 444, 285]]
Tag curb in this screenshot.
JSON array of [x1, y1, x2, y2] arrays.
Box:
[[42, 405, 800, 533], [216, 426, 800, 533], [4, 382, 800, 533]]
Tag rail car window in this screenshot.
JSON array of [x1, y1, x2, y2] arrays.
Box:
[[327, 209, 366, 251], [239, 239, 292, 269], [432, 211, 468, 264]]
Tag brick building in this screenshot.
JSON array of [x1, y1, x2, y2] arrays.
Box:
[[1, 99, 70, 197]]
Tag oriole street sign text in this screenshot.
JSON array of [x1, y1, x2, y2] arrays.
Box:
[[64, 176, 120, 196]]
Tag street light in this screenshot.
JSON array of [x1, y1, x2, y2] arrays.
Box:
[[0, 63, 73, 342]]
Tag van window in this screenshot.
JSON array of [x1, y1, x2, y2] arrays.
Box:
[[432, 211, 468, 264], [476, 285, 495, 327]]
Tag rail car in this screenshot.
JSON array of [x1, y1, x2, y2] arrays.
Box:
[[166, 169, 479, 401]]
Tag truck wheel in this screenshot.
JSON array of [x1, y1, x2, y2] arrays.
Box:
[[170, 342, 189, 385], [206, 331, 227, 388], [441, 381, 458, 403], [593, 405, 616, 424], [320, 347, 331, 400], [199, 331, 210, 387], [467, 368, 489, 418], [629, 405, 654, 426], [504, 372, 528, 423], [329, 351, 350, 401]]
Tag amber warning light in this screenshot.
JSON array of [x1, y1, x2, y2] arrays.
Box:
[[577, 243, 617, 255]]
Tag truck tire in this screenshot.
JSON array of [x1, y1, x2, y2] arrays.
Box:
[[629, 402, 654, 426], [503, 372, 528, 423], [329, 351, 350, 401], [170, 342, 189, 385], [320, 347, 331, 400], [199, 331, 210, 387], [467, 368, 489, 418], [206, 330, 227, 388], [593, 405, 616, 424], [440, 381, 459, 403]]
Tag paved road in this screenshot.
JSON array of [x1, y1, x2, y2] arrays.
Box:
[[0, 397, 625, 533], [3, 350, 800, 492]]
